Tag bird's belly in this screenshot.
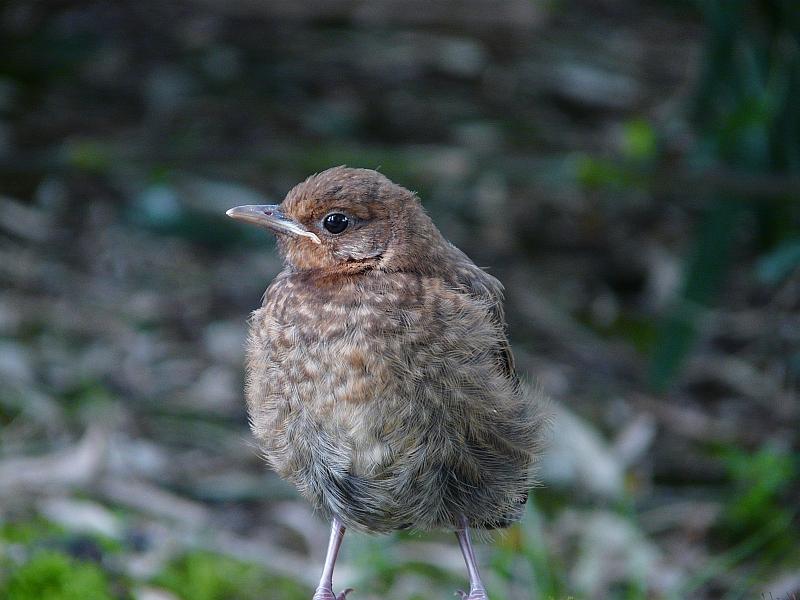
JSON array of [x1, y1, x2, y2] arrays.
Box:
[[246, 311, 403, 471], [245, 303, 532, 532]]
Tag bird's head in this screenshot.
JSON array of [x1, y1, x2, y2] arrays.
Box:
[[227, 166, 447, 273]]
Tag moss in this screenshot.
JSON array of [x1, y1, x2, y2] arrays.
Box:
[[2, 551, 113, 600], [153, 552, 307, 600]]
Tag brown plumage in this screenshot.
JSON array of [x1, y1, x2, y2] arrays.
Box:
[[227, 166, 546, 600]]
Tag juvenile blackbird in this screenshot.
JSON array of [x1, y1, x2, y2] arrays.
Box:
[[227, 167, 545, 600]]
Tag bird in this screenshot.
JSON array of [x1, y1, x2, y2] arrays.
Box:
[[226, 166, 545, 600]]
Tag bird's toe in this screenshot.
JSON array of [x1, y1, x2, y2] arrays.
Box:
[[312, 589, 332, 600], [454, 589, 488, 600], [311, 588, 353, 600]]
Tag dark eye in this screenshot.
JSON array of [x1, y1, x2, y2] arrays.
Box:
[[323, 213, 349, 234]]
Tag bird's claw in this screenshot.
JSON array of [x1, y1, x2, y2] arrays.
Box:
[[455, 589, 488, 600], [312, 587, 353, 600]]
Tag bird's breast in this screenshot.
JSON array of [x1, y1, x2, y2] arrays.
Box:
[[248, 278, 410, 412], [245, 277, 420, 482]]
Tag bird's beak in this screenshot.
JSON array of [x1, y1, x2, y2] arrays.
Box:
[[225, 204, 321, 244]]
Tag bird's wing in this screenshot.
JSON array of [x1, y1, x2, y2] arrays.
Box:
[[451, 255, 517, 382]]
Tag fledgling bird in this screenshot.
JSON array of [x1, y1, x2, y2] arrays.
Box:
[[227, 167, 545, 600]]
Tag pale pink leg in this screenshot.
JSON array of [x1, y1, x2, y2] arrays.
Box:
[[455, 517, 489, 600], [311, 517, 352, 600]]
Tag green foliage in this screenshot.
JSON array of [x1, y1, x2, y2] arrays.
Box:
[[0, 519, 64, 545], [677, 445, 800, 595], [1, 552, 113, 600], [153, 551, 308, 600], [719, 445, 798, 540], [577, 117, 658, 192], [648, 0, 800, 390], [0, 516, 122, 557], [61, 139, 114, 174], [346, 531, 461, 598], [678, 511, 794, 597], [622, 119, 658, 162], [649, 200, 747, 391], [678, 442, 799, 596], [576, 155, 647, 191], [489, 499, 567, 600], [587, 314, 659, 355]]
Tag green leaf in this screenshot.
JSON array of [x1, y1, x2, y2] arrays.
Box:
[[622, 119, 657, 161], [649, 198, 747, 391]]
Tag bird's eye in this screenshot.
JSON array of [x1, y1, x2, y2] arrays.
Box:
[[323, 213, 349, 234]]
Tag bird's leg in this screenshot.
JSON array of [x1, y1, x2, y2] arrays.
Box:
[[312, 517, 352, 600], [454, 517, 489, 600]]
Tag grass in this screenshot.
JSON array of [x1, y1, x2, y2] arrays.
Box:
[[489, 499, 566, 600], [153, 552, 309, 600], [0, 448, 796, 599], [0, 518, 309, 600], [1, 551, 114, 600], [0, 518, 65, 545]]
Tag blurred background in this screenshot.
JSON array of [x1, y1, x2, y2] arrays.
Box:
[[1, 1, 798, 599]]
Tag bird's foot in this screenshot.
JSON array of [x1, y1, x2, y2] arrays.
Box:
[[455, 588, 489, 600], [312, 587, 353, 600]]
